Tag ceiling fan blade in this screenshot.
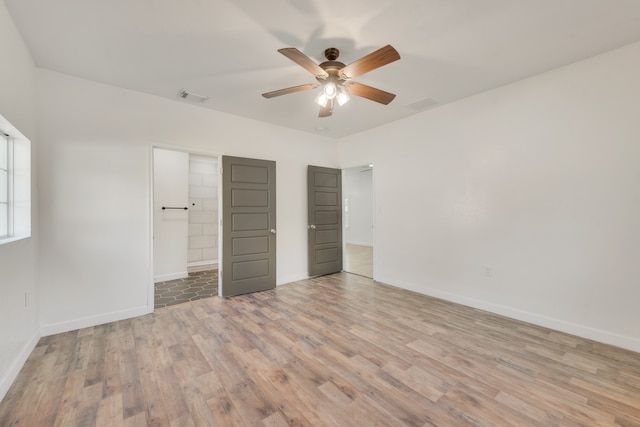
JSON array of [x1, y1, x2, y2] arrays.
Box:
[[262, 83, 318, 99], [346, 82, 396, 105], [278, 48, 329, 79], [318, 99, 333, 117], [339, 45, 400, 79]]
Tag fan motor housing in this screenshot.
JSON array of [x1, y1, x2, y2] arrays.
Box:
[[317, 61, 346, 82]]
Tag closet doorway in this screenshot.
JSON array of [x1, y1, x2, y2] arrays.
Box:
[[343, 165, 374, 278], [153, 148, 219, 308]]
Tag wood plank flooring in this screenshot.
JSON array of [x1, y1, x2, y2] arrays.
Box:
[[1, 273, 639, 426], [345, 244, 373, 279]]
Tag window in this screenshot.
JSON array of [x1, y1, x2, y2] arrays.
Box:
[[0, 113, 31, 244]]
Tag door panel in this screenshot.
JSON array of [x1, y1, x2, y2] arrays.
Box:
[[232, 213, 269, 230], [316, 211, 338, 224], [233, 236, 269, 255], [316, 230, 338, 244], [315, 191, 338, 205], [232, 189, 268, 206], [316, 247, 339, 263], [308, 165, 342, 277], [221, 156, 276, 297]]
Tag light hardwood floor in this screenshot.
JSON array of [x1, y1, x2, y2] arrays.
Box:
[[345, 244, 373, 278], [1, 273, 639, 426]]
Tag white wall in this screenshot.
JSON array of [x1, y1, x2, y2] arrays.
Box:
[[153, 148, 189, 282], [343, 167, 373, 246], [339, 41, 640, 352], [0, 1, 39, 400], [36, 69, 339, 335], [188, 154, 218, 268]]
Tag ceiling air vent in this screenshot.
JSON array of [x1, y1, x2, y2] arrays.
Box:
[[178, 90, 209, 103]]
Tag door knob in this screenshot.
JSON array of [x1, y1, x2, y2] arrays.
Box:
[[308, 225, 316, 230], [270, 229, 277, 234]]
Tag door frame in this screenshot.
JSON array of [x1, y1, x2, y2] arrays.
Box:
[[148, 144, 223, 312], [341, 162, 376, 280]]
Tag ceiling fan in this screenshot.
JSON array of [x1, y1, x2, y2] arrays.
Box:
[[262, 45, 400, 117]]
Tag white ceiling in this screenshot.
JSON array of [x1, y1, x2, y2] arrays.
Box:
[[6, 0, 640, 139]]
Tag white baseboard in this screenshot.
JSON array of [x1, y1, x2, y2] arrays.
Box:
[[187, 259, 218, 268], [0, 330, 40, 402], [379, 277, 640, 353], [40, 305, 151, 337], [153, 271, 188, 283], [187, 260, 218, 272], [277, 272, 309, 286], [346, 241, 373, 247]]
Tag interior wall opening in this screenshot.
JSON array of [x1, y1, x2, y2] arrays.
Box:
[[343, 164, 374, 279], [152, 148, 220, 309]]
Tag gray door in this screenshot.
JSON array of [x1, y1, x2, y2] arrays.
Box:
[[308, 165, 343, 276], [221, 156, 276, 297]]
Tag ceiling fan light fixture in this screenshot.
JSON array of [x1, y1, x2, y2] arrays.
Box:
[[336, 85, 351, 107], [315, 92, 329, 107], [336, 90, 350, 106], [323, 82, 337, 99]]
